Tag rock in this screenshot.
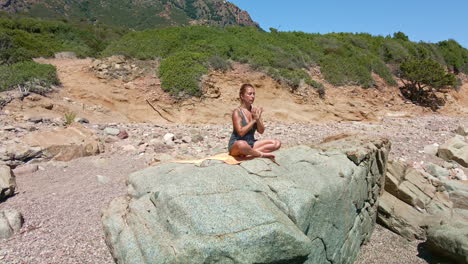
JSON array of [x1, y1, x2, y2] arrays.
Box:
[[191, 134, 204, 143], [424, 162, 450, 179], [2, 126, 15, 131], [152, 153, 174, 163], [117, 130, 129, 140], [452, 168, 468, 181], [42, 103, 54, 110], [423, 143, 439, 156], [0, 209, 23, 239], [121, 145, 137, 152], [104, 127, 120, 136], [4, 144, 42, 165], [378, 192, 426, 240], [426, 220, 468, 264], [97, 175, 110, 185], [442, 179, 468, 210], [437, 136, 468, 167], [181, 136, 192, 143], [163, 133, 174, 144], [102, 135, 390, 264], [12, 164, 39, 175], [27, 117, 43, 123], [0, 165, 16, 200], [378, 160, 453, 240], [23, 123, 103, 162], [442, 161, 456, 169], [54, 51, 77, 59], [454, 125, 468, 136], [74, 117, 89, 124], [107, 55, 126, 64]]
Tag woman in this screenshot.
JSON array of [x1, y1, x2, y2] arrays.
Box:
[[228, 83, 281, 160]]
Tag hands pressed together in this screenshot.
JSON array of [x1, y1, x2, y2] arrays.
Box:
[[252, 106, 263, 121]]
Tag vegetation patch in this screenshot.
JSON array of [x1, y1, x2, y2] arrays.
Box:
[[0, 61, 59, 93], [159, 51, 208, 97], [399, 58, 456, 110]]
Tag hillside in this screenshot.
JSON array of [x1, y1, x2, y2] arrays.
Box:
[[0, 0, 259, 29]]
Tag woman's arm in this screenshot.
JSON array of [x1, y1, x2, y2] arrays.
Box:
[[232, 109, 257, 137], [254, 107, 265, 134]]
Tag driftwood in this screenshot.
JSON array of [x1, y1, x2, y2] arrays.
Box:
[[145, 99, 174, 122]]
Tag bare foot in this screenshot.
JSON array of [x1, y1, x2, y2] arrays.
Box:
[[260, 152, 279, 165], [260, 152, 275, 159]]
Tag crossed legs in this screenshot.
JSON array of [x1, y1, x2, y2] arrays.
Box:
[[229, 139, 281, 160]]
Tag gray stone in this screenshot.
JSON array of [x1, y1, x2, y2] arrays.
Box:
[[191, 133, 204, 143], [12, 164, 39, 175], [0, 165, 16, 200], [424, 162, 450, 179], [442, 179, 468, 210], [181, 136, 192, 143], [426, 221, 468, 264], [97, 175, 110, 185], [163, 133, 174, 144], [437, 136, 468, 167], [104, 127, 120, 136], [102, 135, 390, 264], [423, 143, 439, 156], [27, 117, 43, 123], [0, 209, 23, 239], [378, 160, 453, 240], [454, 125, 468, 136], [452, 168, 468, 181], [2, 126, 15, 131], [74, 117, 89, 124]]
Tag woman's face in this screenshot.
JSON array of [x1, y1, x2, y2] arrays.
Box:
[[241, 87, 255, 105]]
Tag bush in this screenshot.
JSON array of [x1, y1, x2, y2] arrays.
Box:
[[0, 61, 59, 92], [101, 26, 467, 98], [305, 78, 326, 98], [208, 55, 231, 72], [158, 52, 208, 97], [399, 58, 456, 110]]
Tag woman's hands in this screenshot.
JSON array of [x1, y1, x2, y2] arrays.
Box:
[[252, 107, 263, 121]]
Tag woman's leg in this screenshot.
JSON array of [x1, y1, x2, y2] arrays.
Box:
[[229, 140, 275, 159], [253, 139, 281, 153]]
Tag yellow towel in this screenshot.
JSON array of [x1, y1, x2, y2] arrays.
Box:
[[174, 153, 255, 165]]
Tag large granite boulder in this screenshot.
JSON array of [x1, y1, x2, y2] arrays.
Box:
[[0, 165, 16, 200], [426, 220, 468, 264], [437, 136, 468, 168], [377, 161, 453, 240], [102, 135, 390, 264], [22, 123, 104, 161]]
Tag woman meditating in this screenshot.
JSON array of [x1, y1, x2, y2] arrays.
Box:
[[228, 83, 281, 161]]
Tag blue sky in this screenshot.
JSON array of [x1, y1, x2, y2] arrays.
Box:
[[229, 0, 468, 48]]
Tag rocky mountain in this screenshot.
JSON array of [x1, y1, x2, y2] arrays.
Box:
[[0, 0, 259, 29]]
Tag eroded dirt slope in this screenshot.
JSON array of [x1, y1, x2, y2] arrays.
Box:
[[4, 58, 467, 125]]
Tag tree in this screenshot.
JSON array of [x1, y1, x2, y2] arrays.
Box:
[[393, 31, 409, 41], [399, 58, 456, 110]]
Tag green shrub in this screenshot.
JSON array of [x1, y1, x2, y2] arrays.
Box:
[[208, 55, 231, 72], [320, 54, 374, 87], [101, 26, 467, 97], [305, 78, 325, 98], [393, 31, 409, 41], [399, 58, 456, 110], [158, 51, 208, 97], [437, 39, 468, 74], [0, 61, 59, 92], [64, 112, 76, 126]]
